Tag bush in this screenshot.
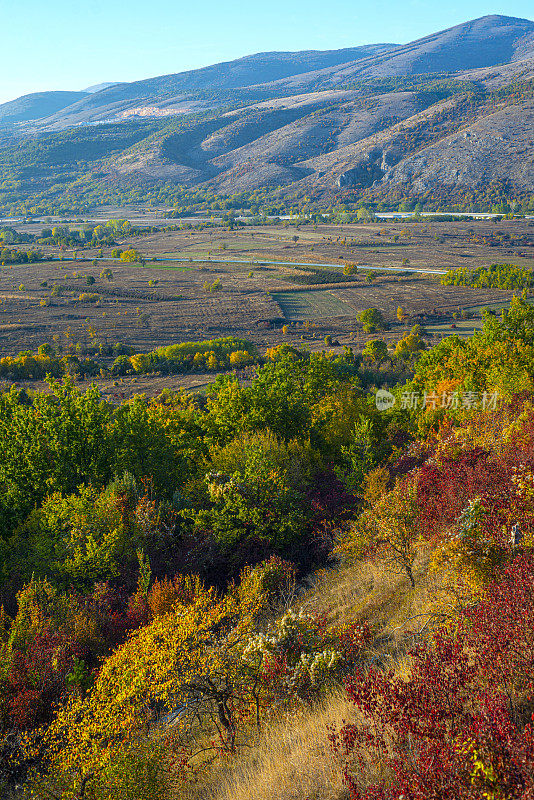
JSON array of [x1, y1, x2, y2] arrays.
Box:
[[333, 555, 534, 800], [78, 292, 100, 303], [394, 325, 426, 361], [362, 340, 388, 362], [119, 250, 142, 264], [204, 277, 222, 292]]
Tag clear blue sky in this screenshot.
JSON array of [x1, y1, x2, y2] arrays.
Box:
[[1, 1, 533, 104]]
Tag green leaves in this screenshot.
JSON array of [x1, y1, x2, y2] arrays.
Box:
[[0, 381, 113, 522]]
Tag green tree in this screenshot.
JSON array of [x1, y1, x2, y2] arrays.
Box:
[[362, 339, 388, 363], [358, 308, 387, 333], [0, 381, 114, 525], [394, 326, 426, 362]]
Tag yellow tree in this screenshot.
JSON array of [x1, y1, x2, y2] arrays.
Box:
[[28, 559, 361, 799], [339, 480, 421, 587], [29, 584, 262, 798]]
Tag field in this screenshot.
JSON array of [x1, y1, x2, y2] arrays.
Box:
[[1, 213, 533, 395]]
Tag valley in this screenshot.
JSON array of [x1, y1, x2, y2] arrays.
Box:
[[0, 214, 532, 397], [2, 10, 534, 800]]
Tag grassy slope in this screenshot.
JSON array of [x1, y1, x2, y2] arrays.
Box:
[[176, 544, 454, 800]]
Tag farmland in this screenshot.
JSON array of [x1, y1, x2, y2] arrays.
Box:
[[0, 213, 533, 396]]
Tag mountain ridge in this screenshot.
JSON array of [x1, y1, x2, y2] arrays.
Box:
[[0, 14, 533, 210], [7, 14, 534, 131], [0, 90, 89, 127]]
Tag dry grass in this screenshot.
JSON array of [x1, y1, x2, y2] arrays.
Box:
[[180, 691, 357, 800], [302, 544, 456, 642], [172, 547, 457, 800]]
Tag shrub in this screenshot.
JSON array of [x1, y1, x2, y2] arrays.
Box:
[[78, 292, 100, 303], [204, 277, 222, 292], [394, 325, 426, 361], [229, 349, 254, 367], [333, 554, 534, 800], [362, 339, 388, 363], [147, 574, 204, 618], [119, 250, 142, 264], [358, 308, 387, 333]]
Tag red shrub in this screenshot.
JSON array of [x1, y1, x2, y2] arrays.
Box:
[[333, 555, 534, 799], [416, 448, 509, 537], [7, 631, 82, 729]]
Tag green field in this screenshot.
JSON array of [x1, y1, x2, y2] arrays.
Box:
[[273, 290, 350, 319]]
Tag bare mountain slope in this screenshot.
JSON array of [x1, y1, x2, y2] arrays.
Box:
[[0, 91, 88, 127], [28, 44, 397, 130], [12, 14, 534, 130], [88, 70, 534, 199], [249, 15, 534, 92], [1, 14, 534, 208], [378, 100, 534, 193], [201, 91, 423, 192]]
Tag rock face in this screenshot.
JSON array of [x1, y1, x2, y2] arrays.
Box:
[[383, 102, 534, 192], [2, 15, 534, 202]]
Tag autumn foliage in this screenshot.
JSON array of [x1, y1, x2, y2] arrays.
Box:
[[1, 302, 534, 797], [333, 555, 534, 800]]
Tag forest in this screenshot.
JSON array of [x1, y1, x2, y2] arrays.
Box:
[[0, 296, 532, 797], [441, 262, 534, 289]]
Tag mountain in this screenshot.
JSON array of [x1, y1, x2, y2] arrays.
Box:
[[1, 14, 534, 210], [25, 14, 534, 131], [0, 91, 88, 127], [34, 44, 398, 130], [83, 82, 119, 94], [261, 14, 534, 91]]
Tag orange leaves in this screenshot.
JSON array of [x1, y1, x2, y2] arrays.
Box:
[[28, 556, 369, 796], [147, 574, 204, 618]]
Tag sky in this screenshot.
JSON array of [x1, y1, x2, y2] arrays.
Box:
[[1, 0, 533, 104]]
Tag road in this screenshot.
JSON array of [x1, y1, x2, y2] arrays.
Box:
[[54, 255, 448, 275], [156, 257, 448, 275], [4, 213, 533, 226]]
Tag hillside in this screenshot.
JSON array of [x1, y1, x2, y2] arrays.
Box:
[[262, 13, 534, 90], [0, 90, 88, 127], [2, 299, 534, 798], [13, 15, 534, 129], [0, 14, 533, 214], [24, 44, 398, 130]]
